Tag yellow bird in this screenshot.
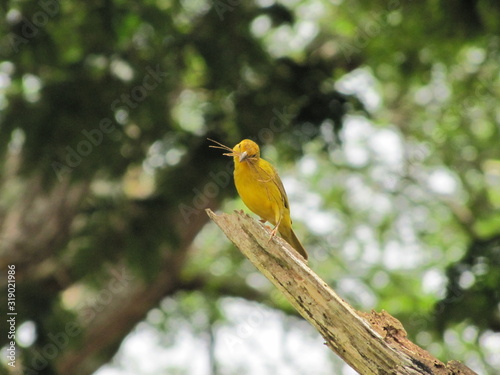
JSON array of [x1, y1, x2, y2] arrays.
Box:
[[209, 138, 308, 261]]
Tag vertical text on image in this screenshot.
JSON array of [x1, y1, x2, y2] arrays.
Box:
[[6, 264, 17, 368]]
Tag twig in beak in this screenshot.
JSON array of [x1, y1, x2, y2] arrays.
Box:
[[208, 138, 240, 158]]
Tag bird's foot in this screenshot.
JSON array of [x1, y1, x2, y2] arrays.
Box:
[[267, 226, 278, 243]]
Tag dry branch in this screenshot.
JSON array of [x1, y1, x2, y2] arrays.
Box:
[[206, 209, 477, 375]]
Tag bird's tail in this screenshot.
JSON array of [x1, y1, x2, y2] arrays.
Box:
[[280, 227, 308, 261]]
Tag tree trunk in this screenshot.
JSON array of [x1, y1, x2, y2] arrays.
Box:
[[206, 209, 478, 375]]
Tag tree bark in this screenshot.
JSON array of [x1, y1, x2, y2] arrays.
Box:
[[206, 209, 478, 375]]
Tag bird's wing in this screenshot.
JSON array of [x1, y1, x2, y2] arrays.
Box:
[[271, 166, 289, 210], [259, 159, 289, 211], [251, 158, 290, 217]]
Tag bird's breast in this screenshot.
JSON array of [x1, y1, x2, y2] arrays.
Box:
[[234, 161, 279, 225]]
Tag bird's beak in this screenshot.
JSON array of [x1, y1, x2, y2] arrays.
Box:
[[239, 151, 248, 162]]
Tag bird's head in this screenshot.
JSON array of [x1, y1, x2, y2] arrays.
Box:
[[208, 138, 260, 164], [233, 139, 260, 163]]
